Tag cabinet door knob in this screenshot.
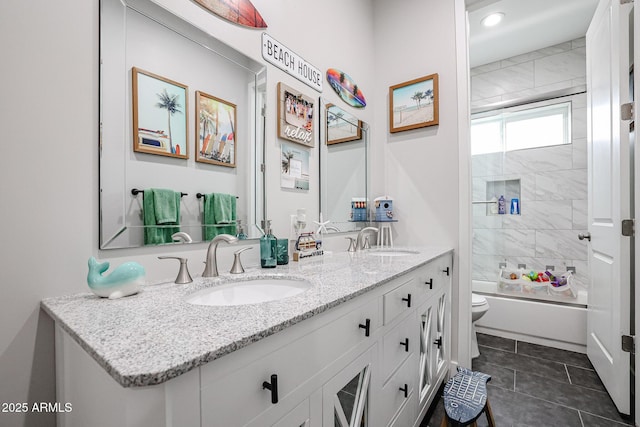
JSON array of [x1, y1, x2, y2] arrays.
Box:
[[442, 267, 450, 276], [359, 318, 371, 337], [400, 338, 409, 352], [262, 374, 278, 404], [433, 336, 442, 349], [402, 293, 412, 308], [399, 384, 408, 398]]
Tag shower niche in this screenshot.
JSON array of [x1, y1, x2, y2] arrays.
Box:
[[484, 179, 520, 215]]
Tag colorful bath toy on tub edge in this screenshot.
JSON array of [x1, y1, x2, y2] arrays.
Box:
[[87, 257, 145, 299]]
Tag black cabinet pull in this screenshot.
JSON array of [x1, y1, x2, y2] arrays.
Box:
[[425, 278, 433, 289], [262, 374, 278, 404], [399, 384, 408, 398], [443, 267, 450, 276], [359, 318, 371, 337], [434, 337, 442, 349], [402, 293, 412, 308], [400, 338, 409, 352]]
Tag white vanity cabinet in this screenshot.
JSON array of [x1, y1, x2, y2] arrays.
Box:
[[52, 251, 452, 427]]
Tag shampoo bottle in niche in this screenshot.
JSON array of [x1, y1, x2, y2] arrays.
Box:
[[260, 220, 277, 268], [498, 195, 506, 215]]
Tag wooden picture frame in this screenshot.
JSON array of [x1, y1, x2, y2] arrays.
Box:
[[326, 103, 362, 145], [132, 67, 188, 158], [389, 73, 439, 133], [195, 91, 237, 168], [277, 82, 315, 147]]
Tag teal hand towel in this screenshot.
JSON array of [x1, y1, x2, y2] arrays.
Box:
[[143, 189, 181, 245], [203, 193, 237, 241]]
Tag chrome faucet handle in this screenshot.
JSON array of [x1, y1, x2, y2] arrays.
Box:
[[230, 247, 252, 274], [345, 237, 357, 252], [158, 256, 193, 284], [362, 236, 371, 250]]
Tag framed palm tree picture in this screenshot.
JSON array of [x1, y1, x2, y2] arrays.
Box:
[[389, 73, 439, 133], [132, 67, 188, 159], [326, 103, 362, 145], [195, 91, 237, 168]]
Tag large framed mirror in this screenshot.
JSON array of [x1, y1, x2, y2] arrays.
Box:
[[319, 99, 369, 233], [100, 0, 266, 249]]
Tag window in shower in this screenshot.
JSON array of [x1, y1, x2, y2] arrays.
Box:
[[471, 101, 572, 155]]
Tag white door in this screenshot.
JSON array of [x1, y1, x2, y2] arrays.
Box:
[[586, 0, 632, 415]]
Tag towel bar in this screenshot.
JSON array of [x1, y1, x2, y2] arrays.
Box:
[[131, 188, 187, 197], [196, 193, 239, 199]]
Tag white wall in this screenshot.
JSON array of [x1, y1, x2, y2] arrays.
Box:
[[371, 0, 470, 368], [0, 0, 466, 425]]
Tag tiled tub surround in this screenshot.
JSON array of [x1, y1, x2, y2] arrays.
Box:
[[472, 93, 588, 290], [471, 38, 586, 109], [41, 246, 451, 388], [471, 37, 589, 292]]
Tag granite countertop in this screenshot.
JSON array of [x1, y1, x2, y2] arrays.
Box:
[[41, 246, 452, 388]]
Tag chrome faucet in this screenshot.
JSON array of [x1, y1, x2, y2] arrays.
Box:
[[202, 234, 238, 277], [356, 227, 379, 251], [171, 232, 193, 243]]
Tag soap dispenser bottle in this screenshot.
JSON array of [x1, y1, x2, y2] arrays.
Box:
[[260, 220, 277, 268], [498, 195, 506, 215]]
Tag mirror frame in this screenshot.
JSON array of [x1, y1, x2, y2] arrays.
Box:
[[318, 97, 370, 234], [98, 0, 266, 249]]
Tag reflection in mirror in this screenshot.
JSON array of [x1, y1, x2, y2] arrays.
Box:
[[100, 0, 265, 249], [320, 100, 369, 233]]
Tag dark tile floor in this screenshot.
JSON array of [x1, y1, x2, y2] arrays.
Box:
[[420, 333, 632, 427]]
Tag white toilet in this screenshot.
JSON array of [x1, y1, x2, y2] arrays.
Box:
[[471, 293, 490, 359]]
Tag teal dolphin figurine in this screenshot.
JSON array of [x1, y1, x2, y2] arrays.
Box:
[[87, 257, 145, 299]]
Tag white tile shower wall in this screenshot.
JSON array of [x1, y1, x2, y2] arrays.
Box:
[[471, 38, 589, 290], [471, 38, 586, 109]]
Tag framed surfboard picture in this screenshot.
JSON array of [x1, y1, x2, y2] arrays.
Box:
[[195, 91, 237, 167], [389, 73, 439, 133], [277, 82, 315, 147]]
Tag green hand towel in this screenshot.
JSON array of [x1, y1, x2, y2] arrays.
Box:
[[203, 193, 237, 241], [143, 188, 181, 245]]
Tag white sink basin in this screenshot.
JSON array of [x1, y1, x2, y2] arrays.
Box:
[[366, 249, 419, 257], [186, 278, 312, 307]]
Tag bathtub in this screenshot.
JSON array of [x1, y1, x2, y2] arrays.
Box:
[[473, 280, 588, 354]]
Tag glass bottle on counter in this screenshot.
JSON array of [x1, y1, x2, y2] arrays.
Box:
[[260, 220, 277, 268]]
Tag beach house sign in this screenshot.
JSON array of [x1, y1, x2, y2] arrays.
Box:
[[262, 33, 323, 92]]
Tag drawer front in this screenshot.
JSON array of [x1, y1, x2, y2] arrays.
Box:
[[383, 278, 416, 325], [378, 354, 416, 427], [415, 254, 452, 306], [381, 311, 418, 382], [201, 298, 379, 426], [389, 393, 417, 427]]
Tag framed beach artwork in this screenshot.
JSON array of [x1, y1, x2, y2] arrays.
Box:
[[326, 104, 362, 145], [277, 82, 315, 147], [132, 67, 188, 159], [281, 142, 310, 190], [389, 73, 439, 133], [196, 91, 237, 168]]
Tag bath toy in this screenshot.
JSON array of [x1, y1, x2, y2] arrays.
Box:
[[87, 257, 145, 299]]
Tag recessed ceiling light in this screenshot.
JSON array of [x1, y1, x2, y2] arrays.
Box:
[[481, 12, 504, 27]]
